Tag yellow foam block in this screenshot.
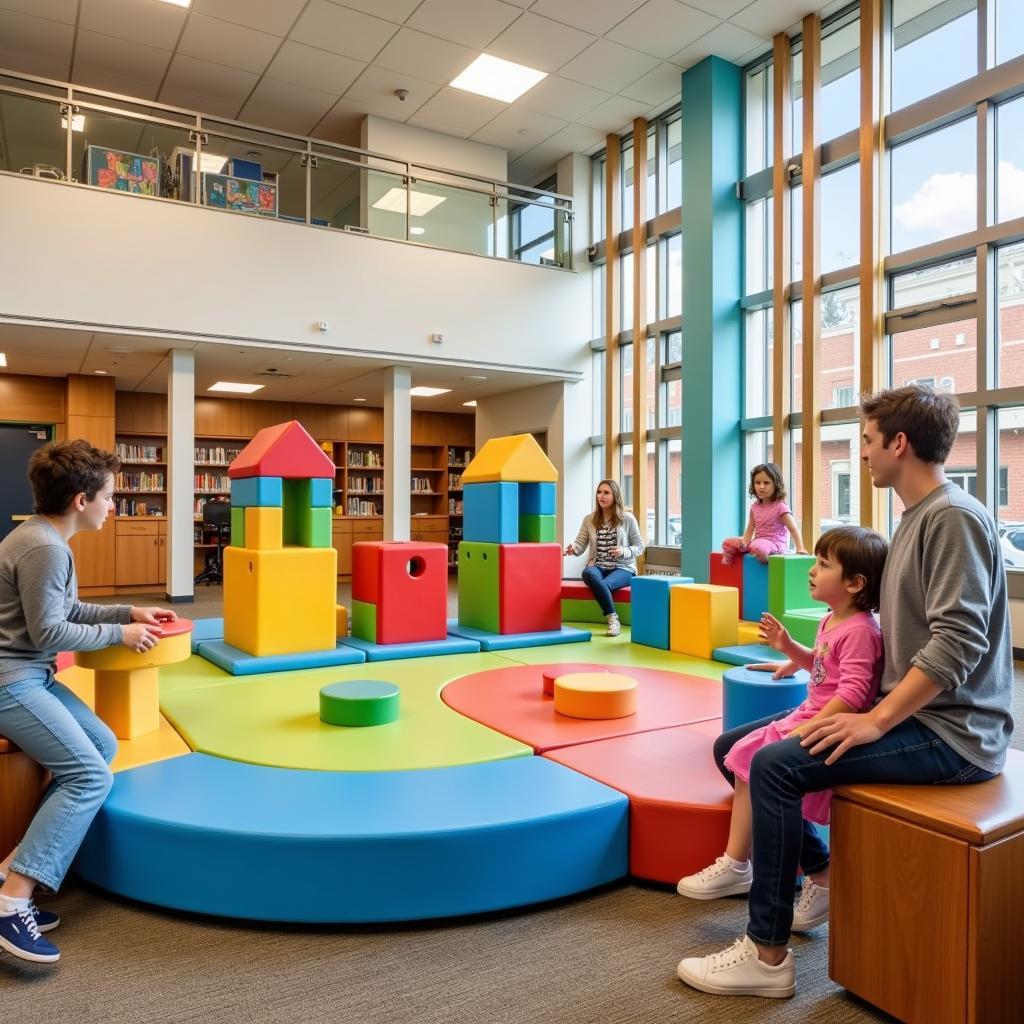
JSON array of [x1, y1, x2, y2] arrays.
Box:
[[336, 604, 348, 638], [669, 584, 738, 659], [738, 620, 761, 645], [56, 664, 95, 709], [224, 546, 337, 656], [111, 715, 191, 773], [244, 505, 283, 551], [462, 433, 557, 483], [553, 672, 637, 720]]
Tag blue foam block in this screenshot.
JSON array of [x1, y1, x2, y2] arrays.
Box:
[[712, 643, 788, 666], [518, 482, 556, 515], [446, 619, 591, 651], [741, 555, 769, 621], [629, 575, 694, 649], [190, 617, 225, 652], [74, 753, 628, 923], [464, 482, 518, 544], [309, 477, 333, 508], [230, 476, 282, 508], [721, 665, 810, 732], [195, 639, 365, 675], [339, 634, 482, 661]]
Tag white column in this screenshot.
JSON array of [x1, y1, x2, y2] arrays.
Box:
[[384, 366, 411, 541], [167, 348, 195, 601]]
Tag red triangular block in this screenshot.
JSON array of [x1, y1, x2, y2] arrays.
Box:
[[228, 420, 336, 479]]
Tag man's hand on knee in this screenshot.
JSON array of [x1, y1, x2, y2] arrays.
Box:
[[800, 712, 884, 765]]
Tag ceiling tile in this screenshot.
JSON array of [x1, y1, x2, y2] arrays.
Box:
[[486, 12, 595, 73], [343, 65, 440, 119], [239, 77, 340, 136], [70, 67, 160, 101], [606, 0, 719, 60], [516, 75, 610, 121], [374, 27, 476, 85], [528, 0, 647, 37], [311, 97, 368, 144], [412, 86, 506, 134], [178, 13, 280, 75], [0, 9, 74, 66], [619, 61, 682, 106], [79, 0, 186, 50], [266, 41, 365, 95], [508, 145, 563, 185], [289, 1, 398, 63], [0, 45, 68, 81], [406, 114, 476, 140], [193, 0, 307, 37], [500, 0, 533, 7], [0, 0, 77, 23], [546, 121, 607, 153], [471, 105, 567, 151], [670, 20, 767, 67], [407, 0, 521, 50], [159, 53, 258, 119], [683, 0, 752, 18], [730, 0, 815, 39], [73, 30, 172, 87], [329, 0, 422, 23], [559, 38, 659, 92], [576, 93, 650, 133]]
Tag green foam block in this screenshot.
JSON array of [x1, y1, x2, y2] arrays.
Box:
[[768, 555, 822, 616], [782, 607, 829, 647], [320, 680, 399, 727], [230, 506, 245, 547], [561, 598, 632, 625], [519, 514, 556, 542], [457, 541, 500, 634], [352, 599, 377, 643]]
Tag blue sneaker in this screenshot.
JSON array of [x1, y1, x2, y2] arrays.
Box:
[[0, 875, 58, 933], [0, 905, 61, 963]]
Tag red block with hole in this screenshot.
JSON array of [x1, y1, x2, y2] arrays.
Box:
[[352, 541, 448, 644], [500, 543, 562, 634]]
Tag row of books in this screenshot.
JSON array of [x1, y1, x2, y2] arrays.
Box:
[[116, 471, 164, 491], [195, 473, 230, 492], [347, 476, 384, 494], [447, 474, 463, 490], [448, 498, 463, 514], [116, 443, 162, 463], [346, 496, 381, 516], [348, 449, 383, 467], [195, 446, 243, 465], [411, 477, 437, 493], [115, 498, 163, 516], [448, 450, 472, 466]]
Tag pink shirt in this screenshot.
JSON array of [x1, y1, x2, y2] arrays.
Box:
[[724, 611, 883, 824], [750, 499, 791, 547]]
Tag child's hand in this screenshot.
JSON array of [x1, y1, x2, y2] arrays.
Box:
[[759, 612, 791, 653], [131, 606, 177, 626], [747, 659, 797, 679], [121, 623, 161, 653]]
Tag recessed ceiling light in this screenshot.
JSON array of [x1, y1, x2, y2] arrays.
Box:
[[410, 386, 451, 397], [352, 397, 367, 402], [106, 345, 133, 354], [93, 369, 108, 374], [208, 381, 265, 394], [460, 374, 487, 382], [372, 188, 446, 216], [61, 113, 85, 132], [0, 353, 6, 367], [409, 226, 425, 236], [156, 0, 190, 7], [450, 54, 546, 104], [463, 400, 477, 407]]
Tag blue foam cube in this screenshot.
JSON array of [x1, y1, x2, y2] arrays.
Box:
[[629, 574, 694, 650], [308, 477, 333, 508], [741, 555, 769, 621], [518, 482, 556, 515], [230, 476, 282, 508], [464, 482, 518, 543]]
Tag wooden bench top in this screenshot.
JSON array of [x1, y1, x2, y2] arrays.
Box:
[[834, 748, 1024, 846]]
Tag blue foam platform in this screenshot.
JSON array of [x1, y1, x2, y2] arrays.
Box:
[[721, 665, 810, 732], [446, 620, 591, 651], [195, 639, 365, 675], [74, 753, 629, 923], [190, 616, 224, 652], [712, 643, 788, 667], [339, 634, 482, 661]]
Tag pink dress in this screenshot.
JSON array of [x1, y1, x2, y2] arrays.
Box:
[[750, 499, 791, 551], [724, 611, 883, 824]]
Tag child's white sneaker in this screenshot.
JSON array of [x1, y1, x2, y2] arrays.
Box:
[[677, 935, 795, 998], [676, 855, 753, 900], [791, 879, 829, 932], [605, 613, 621, 637]]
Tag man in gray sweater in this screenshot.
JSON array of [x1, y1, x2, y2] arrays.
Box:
[[677, 384, 1013, 998]]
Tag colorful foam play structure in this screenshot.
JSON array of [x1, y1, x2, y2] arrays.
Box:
[[560, 579, 632, 625], [629, 574, 693, 649], [319, 680, 400, 727], [552, 672, 637, 720], [769, 554, 828, 646], [669, 583, 738, 658]]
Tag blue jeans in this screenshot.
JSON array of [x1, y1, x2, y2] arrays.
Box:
[[580, 566, 634, 617], [0, 670, 117, 892], [714, 712, 996, 947]]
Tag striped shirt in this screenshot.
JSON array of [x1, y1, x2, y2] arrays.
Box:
[[595, 524, 617, 569]]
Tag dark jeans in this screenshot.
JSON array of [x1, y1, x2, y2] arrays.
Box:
[[714, 713, 996, 947], [580, 565, 633, 617]]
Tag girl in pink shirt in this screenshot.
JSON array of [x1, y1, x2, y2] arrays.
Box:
[[677, 525, 887, 909], [721, 463, 806, 565]]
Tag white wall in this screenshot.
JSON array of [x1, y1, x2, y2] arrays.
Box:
[[0, 172, 587, 376]]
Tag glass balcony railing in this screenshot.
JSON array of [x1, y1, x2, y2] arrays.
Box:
[[0, 68, 574, 269]]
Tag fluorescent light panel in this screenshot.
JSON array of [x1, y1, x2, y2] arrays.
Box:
[[0, 352, 7, 367], [156, 0, 190, 7], [208, 381, 264, 394], [450, 54, 546, 103], [410, 387, 450, 397], [372, 188, 446, 217], [199, 152, 228, 174], [463, 400, 477, 407]]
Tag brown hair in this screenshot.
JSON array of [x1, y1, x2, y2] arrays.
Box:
[[814, 525, 888, 613], [749, 463, 787, 503], [859, 384, 960, 464], [591, 478, 626, 530], [28, 440, 120, 516]]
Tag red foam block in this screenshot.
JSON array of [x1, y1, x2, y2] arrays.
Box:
[[541, 662, 609, 696], [560, 579, 631, 603], [229, 420, 335, 479], [500, 544, 561, 634], [709, 552, 744, 607]]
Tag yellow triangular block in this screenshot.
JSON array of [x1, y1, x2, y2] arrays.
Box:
[[462, 433, 558, 484]]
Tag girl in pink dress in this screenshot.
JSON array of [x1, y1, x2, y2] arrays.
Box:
[[721, 463, 806, 565], [677, 525, 888, 914]]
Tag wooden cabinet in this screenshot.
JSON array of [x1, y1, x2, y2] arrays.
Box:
[[332, 517, 384, 577], [114, 519, 161, 587], [411, 516, 448, 543], [71, 514, 115, 591], [157, 520, 167, 586]]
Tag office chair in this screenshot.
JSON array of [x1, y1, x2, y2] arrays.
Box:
[[194, 498, 232, 586]]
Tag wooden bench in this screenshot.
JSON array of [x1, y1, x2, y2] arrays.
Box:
[[830, 748, 1024, 1023], [0, 736, 49, 858]]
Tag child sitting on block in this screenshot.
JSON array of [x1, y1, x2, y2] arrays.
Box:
[[721, 463, 807, 565]]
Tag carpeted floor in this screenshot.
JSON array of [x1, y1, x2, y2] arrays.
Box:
[[3, 584, 1019, 1022]]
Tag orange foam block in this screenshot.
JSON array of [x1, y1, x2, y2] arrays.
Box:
[[541, 662, 608, 696], [554, 673, 637, 720], [545, 721, 733, 883], [442, 663, 722, 754]]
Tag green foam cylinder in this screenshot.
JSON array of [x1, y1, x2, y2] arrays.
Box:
[[319, 680, 400, 727]]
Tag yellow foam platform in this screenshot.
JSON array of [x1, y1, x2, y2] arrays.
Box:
[[669, 584, 738, 660], [244, 506, 283, 550], [553, 672, 638, 720], [738, 620, 761, 645], [462, 433, 557, 484], [224, 546, 337, 656]]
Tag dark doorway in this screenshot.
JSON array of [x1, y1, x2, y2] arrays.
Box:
[[0, 424, 52, 540]]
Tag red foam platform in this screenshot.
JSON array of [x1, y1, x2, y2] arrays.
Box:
[[442, 663, 722, 754], [559, 580, 631, 603], [545, 722, 733, 883]]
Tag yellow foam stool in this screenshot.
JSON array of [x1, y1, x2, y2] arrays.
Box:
[[738, 620, 761, 645], [553, 672, 637, 720], [75, 619, 193, 740], [669, 584, 738, 659]]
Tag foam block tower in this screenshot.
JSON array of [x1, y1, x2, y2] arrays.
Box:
[[224, 421, 339, 657], [457, 434, 562, 635]]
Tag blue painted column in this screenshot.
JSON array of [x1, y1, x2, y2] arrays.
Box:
[[680, 57, 743, 582]]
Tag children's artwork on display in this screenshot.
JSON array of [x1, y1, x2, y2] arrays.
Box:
[[86, 145, 160, 196], [202, 172, 278, 217]]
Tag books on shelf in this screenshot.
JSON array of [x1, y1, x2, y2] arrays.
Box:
[[347, 475, 384, 494], [448, 474, 463, 490], [347, 496, 381, 516], [115, 498, 163, 516], [411, 476, 436, 493], [348, 448, 383, 467], [448, 497, 463, 514], [116, 442, 162, 463], [448, 448, 472, 467], [116, 470, 165, 491], [195, 471, 230, 492], [194, 445, 243, 465]]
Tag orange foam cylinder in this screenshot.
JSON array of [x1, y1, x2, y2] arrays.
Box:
[[541, 663, 607, 696], [553, 672, 638, 720]]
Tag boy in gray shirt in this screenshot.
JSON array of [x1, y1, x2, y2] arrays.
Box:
[[677, 384, 1013, 999]]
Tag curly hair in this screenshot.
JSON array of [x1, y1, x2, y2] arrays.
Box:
[[28, 440, 120, 515]]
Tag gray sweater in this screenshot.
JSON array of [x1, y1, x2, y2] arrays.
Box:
[[879, 483, 1013, 773], [0, 517, 131, 686], [569, 512, 645, 574]]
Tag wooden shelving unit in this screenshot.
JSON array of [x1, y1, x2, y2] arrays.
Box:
[[446, 445, 473, 570]]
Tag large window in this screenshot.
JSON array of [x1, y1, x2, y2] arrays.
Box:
[[891, 0, 977, 110]]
